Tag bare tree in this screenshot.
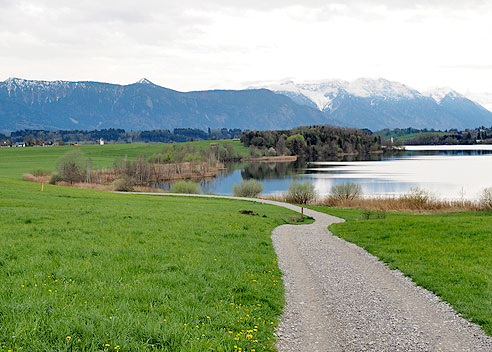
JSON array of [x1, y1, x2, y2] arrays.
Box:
[[57, 150, 86, 184]]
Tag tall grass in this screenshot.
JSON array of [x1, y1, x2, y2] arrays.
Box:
[[318, 186, 484, 213], [270, 183, 488, 213]]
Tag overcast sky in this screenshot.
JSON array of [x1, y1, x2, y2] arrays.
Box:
[[1, 0, 492, 94]]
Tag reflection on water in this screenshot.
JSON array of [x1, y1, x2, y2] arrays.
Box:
[[172, 146, 492, 200]]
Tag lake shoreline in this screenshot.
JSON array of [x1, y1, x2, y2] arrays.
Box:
[[241, 155, 298, 162]]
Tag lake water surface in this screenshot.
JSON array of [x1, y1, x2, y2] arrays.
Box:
[[198, 145, 492, 200]]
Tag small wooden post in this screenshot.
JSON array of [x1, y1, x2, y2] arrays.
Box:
[[301, 207, 304, 218]]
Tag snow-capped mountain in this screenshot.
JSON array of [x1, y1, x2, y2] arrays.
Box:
[[257, 78, 423, 111], [424, 87, 463, 104], [256, 78, 492, 130], [1, 77, 491, 132], [0, 77, 330, 131]]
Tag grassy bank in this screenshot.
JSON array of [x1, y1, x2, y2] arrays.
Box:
[[311, 206, 492, 336], [0, 143, 308, 351]]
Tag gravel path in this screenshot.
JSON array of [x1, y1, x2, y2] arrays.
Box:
[[125, 193, 492, 351]]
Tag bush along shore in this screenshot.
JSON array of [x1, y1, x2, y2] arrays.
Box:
[[23, 143, 247, 192], [264, 181, 492, 213]]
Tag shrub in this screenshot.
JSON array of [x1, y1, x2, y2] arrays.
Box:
[[32, 168, 52, 176], [329, 182, 363, 201], [57, 150, 87, 184], [233, 179, 263, 197], [400, 187, 436, 208], [479, 187, 492, 209], [49, 174, 64, 185], [284, 180, 317, 204], [170, 180, 201, 194], [248, 146, 262, 158], [113, 176, 135, 192]]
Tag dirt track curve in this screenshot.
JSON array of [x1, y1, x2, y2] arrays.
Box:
[[125, 193, 492, 351]]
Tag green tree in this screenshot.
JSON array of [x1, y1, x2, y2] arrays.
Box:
[[286, 134, 307, 156]]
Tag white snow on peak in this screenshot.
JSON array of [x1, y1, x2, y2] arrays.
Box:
[[424, 87, 464, 104], [346, 78, 420, 99], [252, 79, 347, 110], [2, 77, 85, 90], [255, 78, 421, 111], [137, 78, 153, 85]]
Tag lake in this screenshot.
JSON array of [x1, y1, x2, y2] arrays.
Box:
[[197, 145, 492, 200]]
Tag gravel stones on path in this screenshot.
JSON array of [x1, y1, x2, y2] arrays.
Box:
[[270, 204, 492, 352]]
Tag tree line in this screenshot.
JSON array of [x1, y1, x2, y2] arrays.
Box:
[[1, 128, 242, 145], [379, 127, 492, 145], [240, 125, 382, 160]]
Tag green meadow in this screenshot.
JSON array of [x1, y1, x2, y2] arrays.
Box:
[[0, 143, 308, 351], [311, 206, 492, 336], [0, 140, 248, 179]]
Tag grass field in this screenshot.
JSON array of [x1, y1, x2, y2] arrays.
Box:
[[310, 206, 492, 336], [0, 140, 248, 179], [375, 130, 451, 142], [0, 143, 308, 351]]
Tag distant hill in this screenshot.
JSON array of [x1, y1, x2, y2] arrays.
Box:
[[0, 78, 333, 131], [257, 78, 492, 130]]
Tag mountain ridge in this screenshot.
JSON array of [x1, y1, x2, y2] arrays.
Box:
[[1, 77, 491, 132], [255, 78, 492, 130], [0, 77, 333, 131]]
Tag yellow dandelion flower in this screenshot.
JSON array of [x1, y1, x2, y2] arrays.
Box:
[[66, 336, 71, 340]]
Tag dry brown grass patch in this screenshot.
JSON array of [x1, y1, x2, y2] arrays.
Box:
[[315, 196, 482, 213], [22, 174, 51, 184]]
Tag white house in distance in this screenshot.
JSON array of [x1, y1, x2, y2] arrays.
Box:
[[99, 138, 105, 145]]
